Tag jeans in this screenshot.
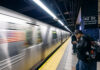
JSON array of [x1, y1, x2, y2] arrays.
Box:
[[76, 60, 79, 70], [78, 60, 97, 70]]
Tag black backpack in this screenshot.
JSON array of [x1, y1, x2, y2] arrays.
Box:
[[76, 35, 96, 62], [95, 44, 100, 61]]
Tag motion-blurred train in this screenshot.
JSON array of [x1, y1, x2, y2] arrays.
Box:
[[0, 7, 70, 70]]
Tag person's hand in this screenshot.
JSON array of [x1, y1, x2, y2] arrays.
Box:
[[72, 41, 77, 44]]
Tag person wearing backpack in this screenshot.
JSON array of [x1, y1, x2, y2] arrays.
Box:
[[75, 30, 97, 70]]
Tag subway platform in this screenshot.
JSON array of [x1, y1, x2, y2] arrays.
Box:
[[38, 38, 100, 70]]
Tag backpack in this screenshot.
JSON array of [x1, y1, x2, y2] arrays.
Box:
[[95, 44, 100, 61], [76, 35, 96, 62]]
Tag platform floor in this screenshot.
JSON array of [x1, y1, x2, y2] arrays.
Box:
[[39, 38, 100, 70]]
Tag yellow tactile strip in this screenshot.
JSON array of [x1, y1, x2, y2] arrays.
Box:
[[39, 38, 71, 70]]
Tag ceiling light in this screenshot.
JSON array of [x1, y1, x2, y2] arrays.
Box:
[[58, 20, 64, 26], [64, 26, 71, 32], [33, 0, 57, 19], [32, 0, 71, 32]]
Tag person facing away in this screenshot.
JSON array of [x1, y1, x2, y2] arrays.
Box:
[[75, 30, 97, 70]]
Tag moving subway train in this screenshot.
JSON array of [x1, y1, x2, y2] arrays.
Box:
[[0, 7, 70, 70]]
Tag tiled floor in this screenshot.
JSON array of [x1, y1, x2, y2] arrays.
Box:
[[64, 43, 72, 70], [57, 39, 73, 70], [64, 42, 72, 70], [97, 62, 100, 70]]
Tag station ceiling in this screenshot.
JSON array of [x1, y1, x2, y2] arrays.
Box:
[[0, 0, 81, 32]]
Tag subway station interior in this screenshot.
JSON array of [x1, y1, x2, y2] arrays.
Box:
[[0, 0, 100, 70]]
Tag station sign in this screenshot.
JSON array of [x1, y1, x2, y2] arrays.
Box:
[[82, 16, 98, 28], [81, 0, 98, 29]]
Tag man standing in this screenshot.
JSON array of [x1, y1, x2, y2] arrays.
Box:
[[71, 30, 79, 70], [75, 30, 97, 70]]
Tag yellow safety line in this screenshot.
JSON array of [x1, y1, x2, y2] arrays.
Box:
[[39, 38, 71, 70]]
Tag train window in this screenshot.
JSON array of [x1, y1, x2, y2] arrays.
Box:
[[7, 22, 17, 30], [36, 28, 42, 44], [52, 31, 57, 39], [25, 28, 33, 46]]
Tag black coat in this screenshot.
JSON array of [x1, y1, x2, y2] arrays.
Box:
[[76, 35, 95, 62]]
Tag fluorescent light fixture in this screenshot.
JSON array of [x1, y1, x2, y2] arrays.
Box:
[[58, 20, 71, 32], [64, 26, 69, 30], [33, 0, 57, 19], [33, 0, 71, 32], [58, 20, 64, 26], [64, 26, 71, 32]]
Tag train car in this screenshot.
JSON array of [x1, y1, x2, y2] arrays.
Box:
[[0, 7, 70, 70]]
